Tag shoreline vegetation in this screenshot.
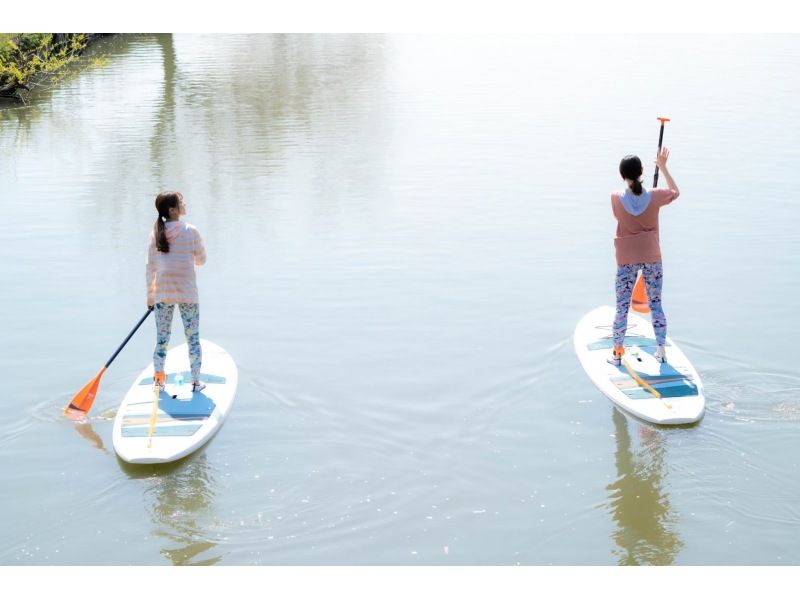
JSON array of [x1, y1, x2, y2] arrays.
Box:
[[0, 33, 109, 102]]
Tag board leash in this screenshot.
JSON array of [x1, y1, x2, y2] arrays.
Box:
[[147, 382, 160, 448], [621, 357, 672, 409]]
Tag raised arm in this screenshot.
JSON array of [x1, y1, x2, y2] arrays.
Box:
[[193, 228, 207, 266], [655, 147, 680, 199]]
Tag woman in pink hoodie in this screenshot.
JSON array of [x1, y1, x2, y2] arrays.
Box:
[[609, 148, 680, 366], [146, 191, 207, 392]]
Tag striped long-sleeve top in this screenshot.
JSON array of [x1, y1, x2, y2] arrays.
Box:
[[611, 188, 678, 265], [146, 221, 207, 305]]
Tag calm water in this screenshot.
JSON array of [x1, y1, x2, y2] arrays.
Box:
[[1, 34, 799, 566]]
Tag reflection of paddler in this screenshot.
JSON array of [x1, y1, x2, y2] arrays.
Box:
[[120, 453, 221, 566], [606, 409, 682, 565]]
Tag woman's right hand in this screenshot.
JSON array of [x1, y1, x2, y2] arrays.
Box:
[[655, 146, 670, 170]]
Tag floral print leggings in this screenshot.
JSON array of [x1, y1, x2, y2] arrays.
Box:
[[614, 262, 666, 348], [154, 303, 201, 382]]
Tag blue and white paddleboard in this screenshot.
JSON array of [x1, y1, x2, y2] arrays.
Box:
[[112, 339, 237, 464], [574, 306, 704, 425]]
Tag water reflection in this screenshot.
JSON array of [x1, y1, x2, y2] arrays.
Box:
[[606, 409, 682, 565], [149, 33, 177, 184], [120, 454, 221, 566], [73, 419, 109, 454]]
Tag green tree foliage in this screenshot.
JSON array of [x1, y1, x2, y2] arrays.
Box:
[[0, 33, 90, 101]]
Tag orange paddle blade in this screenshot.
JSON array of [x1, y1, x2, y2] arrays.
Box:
[[631, 274, 650, 314], [65, 367, 107, 416]]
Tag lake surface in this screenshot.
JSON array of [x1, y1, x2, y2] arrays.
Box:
[[1, 33, 798, 566]]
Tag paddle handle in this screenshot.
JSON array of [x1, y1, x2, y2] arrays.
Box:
[[653, 117, 670, 187], [103, 307, 154, 368]]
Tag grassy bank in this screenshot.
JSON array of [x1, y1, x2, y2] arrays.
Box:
[[0, 33, 96, 101]]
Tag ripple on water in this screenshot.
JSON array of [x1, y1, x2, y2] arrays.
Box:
[[704, 367, 800, 423]]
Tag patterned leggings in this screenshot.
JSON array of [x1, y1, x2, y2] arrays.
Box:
[[614, 262, 667, 348], [154, 303, 202, 382]]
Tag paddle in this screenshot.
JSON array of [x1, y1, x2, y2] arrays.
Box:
[[653, 116, 671, 187], [631, 117, 671, 314], [65, 306, 154, 418]]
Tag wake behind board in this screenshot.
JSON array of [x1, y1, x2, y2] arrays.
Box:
[[112, 339, 237, 464], [574, 306, 704, 425]]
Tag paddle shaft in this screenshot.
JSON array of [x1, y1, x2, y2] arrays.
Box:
[[104, 307, 154, 369], [653, 117, 670, 187], [66, 307, 155, 416]]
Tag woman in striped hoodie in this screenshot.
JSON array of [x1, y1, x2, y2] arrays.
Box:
[[609, 148, 680, 367], [146, 191, 207, 392]]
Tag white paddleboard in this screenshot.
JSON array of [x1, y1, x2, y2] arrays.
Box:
[[574, 306, 704, 425], [112, 339, 237, 464]]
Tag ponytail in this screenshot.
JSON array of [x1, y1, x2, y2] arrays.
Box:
[[154, 216, 169, 253], [619, 155, 644, 196], [153, 191, 182, 253]]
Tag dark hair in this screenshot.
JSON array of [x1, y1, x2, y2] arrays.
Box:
[[619, 155, 644, 195], [153, 191, 182, 253]]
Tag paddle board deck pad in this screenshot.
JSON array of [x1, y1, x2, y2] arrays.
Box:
[[574, 306, 704, 425], [112, 339, 237, 464]]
